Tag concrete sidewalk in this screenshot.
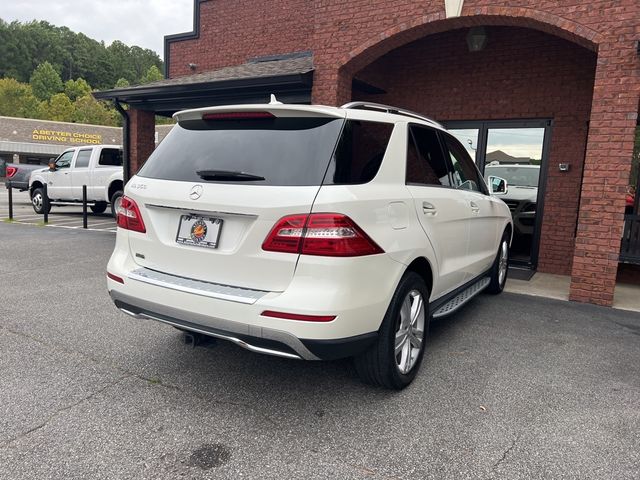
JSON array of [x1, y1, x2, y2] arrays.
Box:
[[506, 272, 640, 313]]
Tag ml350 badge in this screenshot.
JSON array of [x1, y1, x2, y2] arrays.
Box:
[[176, 215, 223, 249]]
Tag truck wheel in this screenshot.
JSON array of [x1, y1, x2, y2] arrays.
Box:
[[354, 271, 429, 390], [110, 191, 123, 217], [486, 231, 510, 294], [90, 202, 107, 214], [31, 188, 51, 215]]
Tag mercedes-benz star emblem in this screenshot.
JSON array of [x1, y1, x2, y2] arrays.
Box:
[[189, 184, 203, 200]]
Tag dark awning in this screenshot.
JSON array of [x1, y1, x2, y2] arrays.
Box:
[[94, 53, 314, 116]]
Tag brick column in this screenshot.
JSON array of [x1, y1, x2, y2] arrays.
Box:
[[569, 41, 640, 306], [129, 108, 156, 175], [311, 64, 352, 106]]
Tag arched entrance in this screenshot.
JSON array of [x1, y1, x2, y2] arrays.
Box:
[[327, 23, 599, 276], [311, 9, 640, 305]]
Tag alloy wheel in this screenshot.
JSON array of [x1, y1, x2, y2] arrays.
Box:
[[395, 289, 425, 374]]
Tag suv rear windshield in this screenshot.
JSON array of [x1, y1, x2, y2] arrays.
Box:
[[137, 116, 394, 186]]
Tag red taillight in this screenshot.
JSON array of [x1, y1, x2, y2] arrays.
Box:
[[262, 213, 383, 257], [202, 111, 275, 121], [261, 310, 336, 322], [116, 196, 146, 233], [6, 166, 17, 178], [107, 272, 124, 284]]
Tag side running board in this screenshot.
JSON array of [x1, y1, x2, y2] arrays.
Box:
[[432, 277, 491, 319]]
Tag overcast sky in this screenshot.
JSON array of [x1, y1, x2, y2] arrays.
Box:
[[2, 0, 195, 55]]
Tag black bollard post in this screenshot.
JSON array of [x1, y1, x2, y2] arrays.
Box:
[[7, 181, 13, 220], [43, 183, 49, 224], [82, 185, 88, 229]]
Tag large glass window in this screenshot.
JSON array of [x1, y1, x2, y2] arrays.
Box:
[[406, 126, 451, 187], [74, 149, 92, 168]]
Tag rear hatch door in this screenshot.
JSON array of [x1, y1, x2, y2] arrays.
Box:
[[126, 106, 345, 292]]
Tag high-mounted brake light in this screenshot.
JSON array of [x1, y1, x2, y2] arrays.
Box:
[[262, 213, 383, 257], [116, 196, 146, 233], [6, 166, 17, 178], [202, 111, 275, 121]]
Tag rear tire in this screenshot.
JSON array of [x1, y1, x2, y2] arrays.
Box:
[[110, 191, 123, 218], [31, 187, 51, 214], [486, 231, 510, 294], [90, 202, 107, 214], [354, 271, 429, 390]]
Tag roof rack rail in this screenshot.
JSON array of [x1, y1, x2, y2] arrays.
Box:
[[340, 102, 444, 128]]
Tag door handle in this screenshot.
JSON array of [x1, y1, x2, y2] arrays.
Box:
[[422, 201, 437, 216], [470, 201, 480, 213]]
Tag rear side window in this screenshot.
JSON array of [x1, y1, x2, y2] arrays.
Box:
[[99, 148, 123, 166], [138, 117, 344, 186], [406, 126, 451, 187], [323, 120, 394, 184], [75, 149, 91, 168]]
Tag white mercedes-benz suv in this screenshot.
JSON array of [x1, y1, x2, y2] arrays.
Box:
[[107, 102, 512, 389]]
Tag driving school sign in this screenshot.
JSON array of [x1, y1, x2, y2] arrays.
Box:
[[31, 129, 102, 145]]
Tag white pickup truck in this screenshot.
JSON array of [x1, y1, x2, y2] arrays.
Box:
[[29, 145, 124, 216]]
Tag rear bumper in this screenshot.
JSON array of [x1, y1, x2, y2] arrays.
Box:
[[5, 180, 29, 191], [107, 231, 403, 360], [111, 290, 377, 361]]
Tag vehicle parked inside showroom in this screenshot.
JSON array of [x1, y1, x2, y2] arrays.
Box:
[[4, 163, 43, 191], [107, 101, 512, 389], [29, 145, 123, 216]]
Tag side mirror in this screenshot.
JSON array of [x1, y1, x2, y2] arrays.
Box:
[[48, 162, 57, 171], [488, 175, 508, 195]]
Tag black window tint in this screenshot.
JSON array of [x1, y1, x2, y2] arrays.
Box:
[[407, 126, 451, 186], [138, 117, 344, 186], [55, 151, 73, 169], [75, 149, 91, 168], [324, 120, 394, 184], [443, 134, 483, 192], [99, 148, 123, 166]]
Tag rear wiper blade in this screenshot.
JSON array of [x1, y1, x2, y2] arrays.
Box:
[[196, 169, 265, 181]]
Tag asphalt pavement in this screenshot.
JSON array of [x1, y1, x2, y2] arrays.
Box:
[[0, 188, 116, 232], [0, 222, 639, 479]]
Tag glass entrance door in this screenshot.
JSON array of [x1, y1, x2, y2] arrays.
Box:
[[447, 120, 552, 268]]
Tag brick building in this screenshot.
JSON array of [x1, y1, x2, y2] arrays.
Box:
[[95, 0, 640, 306]]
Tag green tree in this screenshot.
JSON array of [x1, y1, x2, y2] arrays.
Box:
[[140, 65, 163, 84], [47, 93, 75, 122], [72, 94, 117, 126], [0, 78, 46, 118], [114, 77, 130, 88], [64, 77, 92, 101], [30, 61, 63, 101]]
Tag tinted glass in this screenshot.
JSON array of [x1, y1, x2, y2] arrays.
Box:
[[138, 117, 344, 186], [75, 149, 91, 168], [406, 126, 451, 186], [443, 134, 484, 192], [324, 120, 394, 184], [55, 151, 73, 169], [99, 148, 123, 166]]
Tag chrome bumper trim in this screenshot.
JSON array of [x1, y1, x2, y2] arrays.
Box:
[[110, 290, 320, 361], [127, 267, 268, 305]]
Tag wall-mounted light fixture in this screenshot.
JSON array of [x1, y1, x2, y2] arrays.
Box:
[[467, 27, 488, 52], [188, 63, 197, 71]]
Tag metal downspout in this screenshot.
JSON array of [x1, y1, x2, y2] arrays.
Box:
[[113, 99, 131, 184]]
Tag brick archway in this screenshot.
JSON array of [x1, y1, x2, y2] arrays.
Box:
[[312, 8, 603, 107]]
